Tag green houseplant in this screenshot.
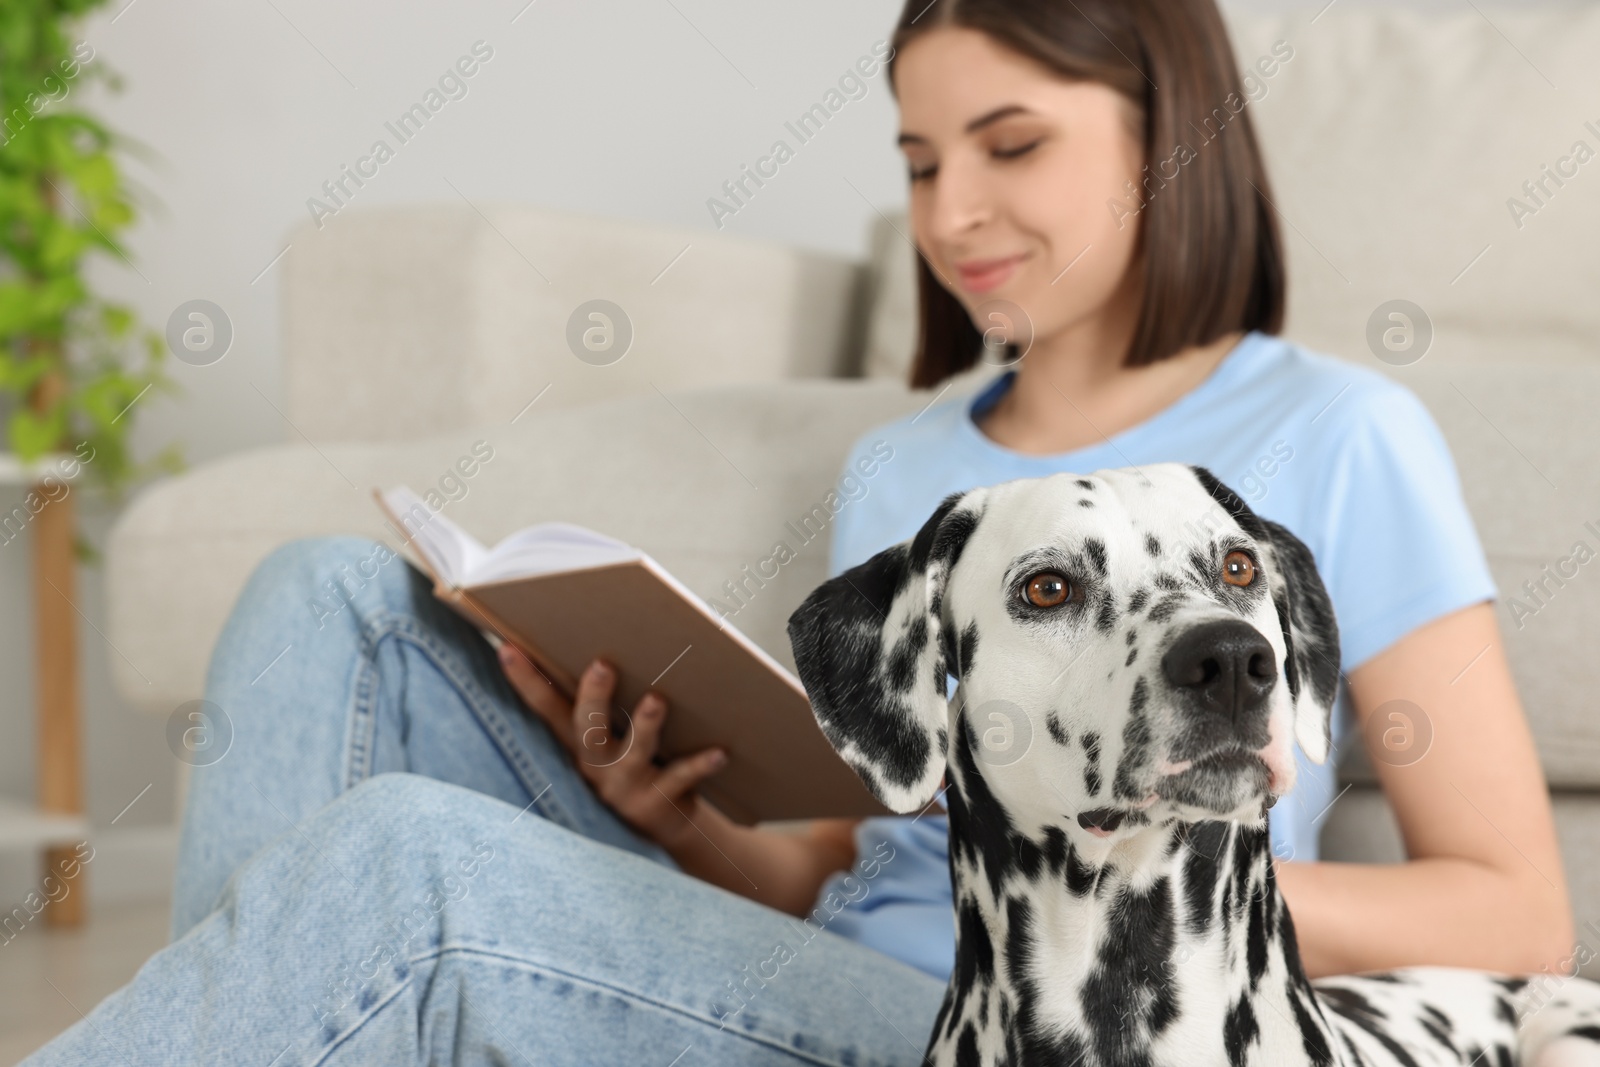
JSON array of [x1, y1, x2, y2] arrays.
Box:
[[0, 0, 177, 498]]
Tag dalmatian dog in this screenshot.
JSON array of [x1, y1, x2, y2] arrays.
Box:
[[786, 463, 1600, 1066]]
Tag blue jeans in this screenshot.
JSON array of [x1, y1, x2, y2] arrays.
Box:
[[25, 537, 944, 1065]]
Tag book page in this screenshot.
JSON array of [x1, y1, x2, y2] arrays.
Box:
[[378, 487, 486, 586], [378, 486, 642, 587]]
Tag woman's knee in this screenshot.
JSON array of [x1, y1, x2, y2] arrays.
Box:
[[319, 773, 620, 885], [251, 536, 413, 621], [209, 538, 426, 668]]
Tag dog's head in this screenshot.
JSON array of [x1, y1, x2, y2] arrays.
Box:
[[786, 463, 1340, 847]]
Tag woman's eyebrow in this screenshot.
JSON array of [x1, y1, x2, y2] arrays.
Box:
[[897, 104, 1036, 147]]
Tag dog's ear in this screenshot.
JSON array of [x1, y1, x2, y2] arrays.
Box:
[[786, 487, 987, 812], [1254, 516, 1341, 764], [1188, 466, 1342, 764]]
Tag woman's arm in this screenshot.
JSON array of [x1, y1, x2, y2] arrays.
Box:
[[654, 811, 861, 917], [498, 644, 858, 917], [1273, 600, 1574, 979]]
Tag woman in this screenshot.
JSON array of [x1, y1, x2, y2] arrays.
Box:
[[27, 0, 1571, 1063]]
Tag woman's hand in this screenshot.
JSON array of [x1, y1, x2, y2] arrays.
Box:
[[496, 643, 726, 850], [496, 641, 862, 916]]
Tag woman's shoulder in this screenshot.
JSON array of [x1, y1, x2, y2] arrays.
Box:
[[1241, 332, 1436, 436]]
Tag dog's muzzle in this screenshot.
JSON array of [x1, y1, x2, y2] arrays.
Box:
[[1152, 618, 1287, 813]]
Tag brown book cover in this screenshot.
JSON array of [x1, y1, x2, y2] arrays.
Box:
[[374, 488, 888, 825]]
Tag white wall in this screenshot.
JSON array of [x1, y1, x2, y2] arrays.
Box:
[[0, 0, 1563, 900]]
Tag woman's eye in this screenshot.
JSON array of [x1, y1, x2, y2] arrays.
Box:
[[907, 165, 935, 183], [1222, 550, 1256, 588], [993, 139, 1042, 160], [1023, 571, 1073, 608]]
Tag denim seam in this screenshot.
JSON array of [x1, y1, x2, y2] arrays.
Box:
[[304, 971, 416, 1067], [310, 942, 875, 1067], [352, 609, 583, 834], [343, 642, 379, 790]]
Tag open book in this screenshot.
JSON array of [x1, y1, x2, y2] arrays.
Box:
[[375, 487, 888, 825]]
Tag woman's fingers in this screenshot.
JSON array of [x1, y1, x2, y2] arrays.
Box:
[[654, 746, 728, 804], [610, 690, 669, 779], [498, 644, 576, 750], [500, 650, 727, 841], [570, 659, 627, 771]]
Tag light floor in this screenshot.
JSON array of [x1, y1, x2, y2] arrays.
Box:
[[0, 899, 170, 1065]]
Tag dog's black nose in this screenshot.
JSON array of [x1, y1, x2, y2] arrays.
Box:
[[1161, 619, 1276, 721]]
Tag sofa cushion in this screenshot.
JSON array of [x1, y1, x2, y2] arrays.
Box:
[[281, 203, 867, 443], [1333, 360, 1600, 790]]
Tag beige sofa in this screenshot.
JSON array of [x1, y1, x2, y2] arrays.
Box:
[[107, 4, 1600, 972]]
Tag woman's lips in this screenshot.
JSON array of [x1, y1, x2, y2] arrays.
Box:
[[955, 254, 1026, 294]]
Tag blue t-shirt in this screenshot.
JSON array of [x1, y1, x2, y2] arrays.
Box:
[[811, 330, 1498, 981]]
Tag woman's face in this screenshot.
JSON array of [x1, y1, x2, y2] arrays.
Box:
[[893, 26, 1146, 349]]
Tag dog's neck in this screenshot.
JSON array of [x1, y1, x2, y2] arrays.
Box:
[[936, 758, 1337, 1062]]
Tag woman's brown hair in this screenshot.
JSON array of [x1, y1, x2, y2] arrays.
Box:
[[888, 0, 1286, 388]]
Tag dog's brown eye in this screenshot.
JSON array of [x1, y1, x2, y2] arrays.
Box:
[[1023, 572, 1072, 608], [1222, 550, 1256, 587]]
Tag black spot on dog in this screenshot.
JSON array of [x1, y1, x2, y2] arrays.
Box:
[[1181, 822, 1229, 935], [948, 718, 1027, 903], [1080, 875, 1179, 1042], [956, 897, 995, 987], [1046, 711, 1071, 747], [1040, 824, 1068, 873], [1145, 532, 1161, 557], [1080, 538, 1108, 580], [958, 620, 979, 679], [1338, 1030, 1370, 1067], [1286, 979, 1337, 1066], [886, 614, 927, 693], [1078, 497, 1095, 508], [1224, 995, 1260, 1065], [1063, 844, 1096, 896], [1075, 478, 1094, 491], [1002, 895, 1091, 1064], [1231, 824, 1262, 926], [1124, 644, 1137, 667], [1111, 677, 1151, 801], [1154, 572, 1184, 592], [1325, 986, 1428, 1067], [1247, 878, 1269, 988], [1147, 592, 1185, 623], [1128, 587, 1150, 614], [1420, 1011, 1458, 1056], [1095, 593, 1117, 634], [1320, 986, 1387, 1025], [1081, 731, 1102, 796], [930, 985, 956, 1050], [954, 1021, 980, 1067]]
